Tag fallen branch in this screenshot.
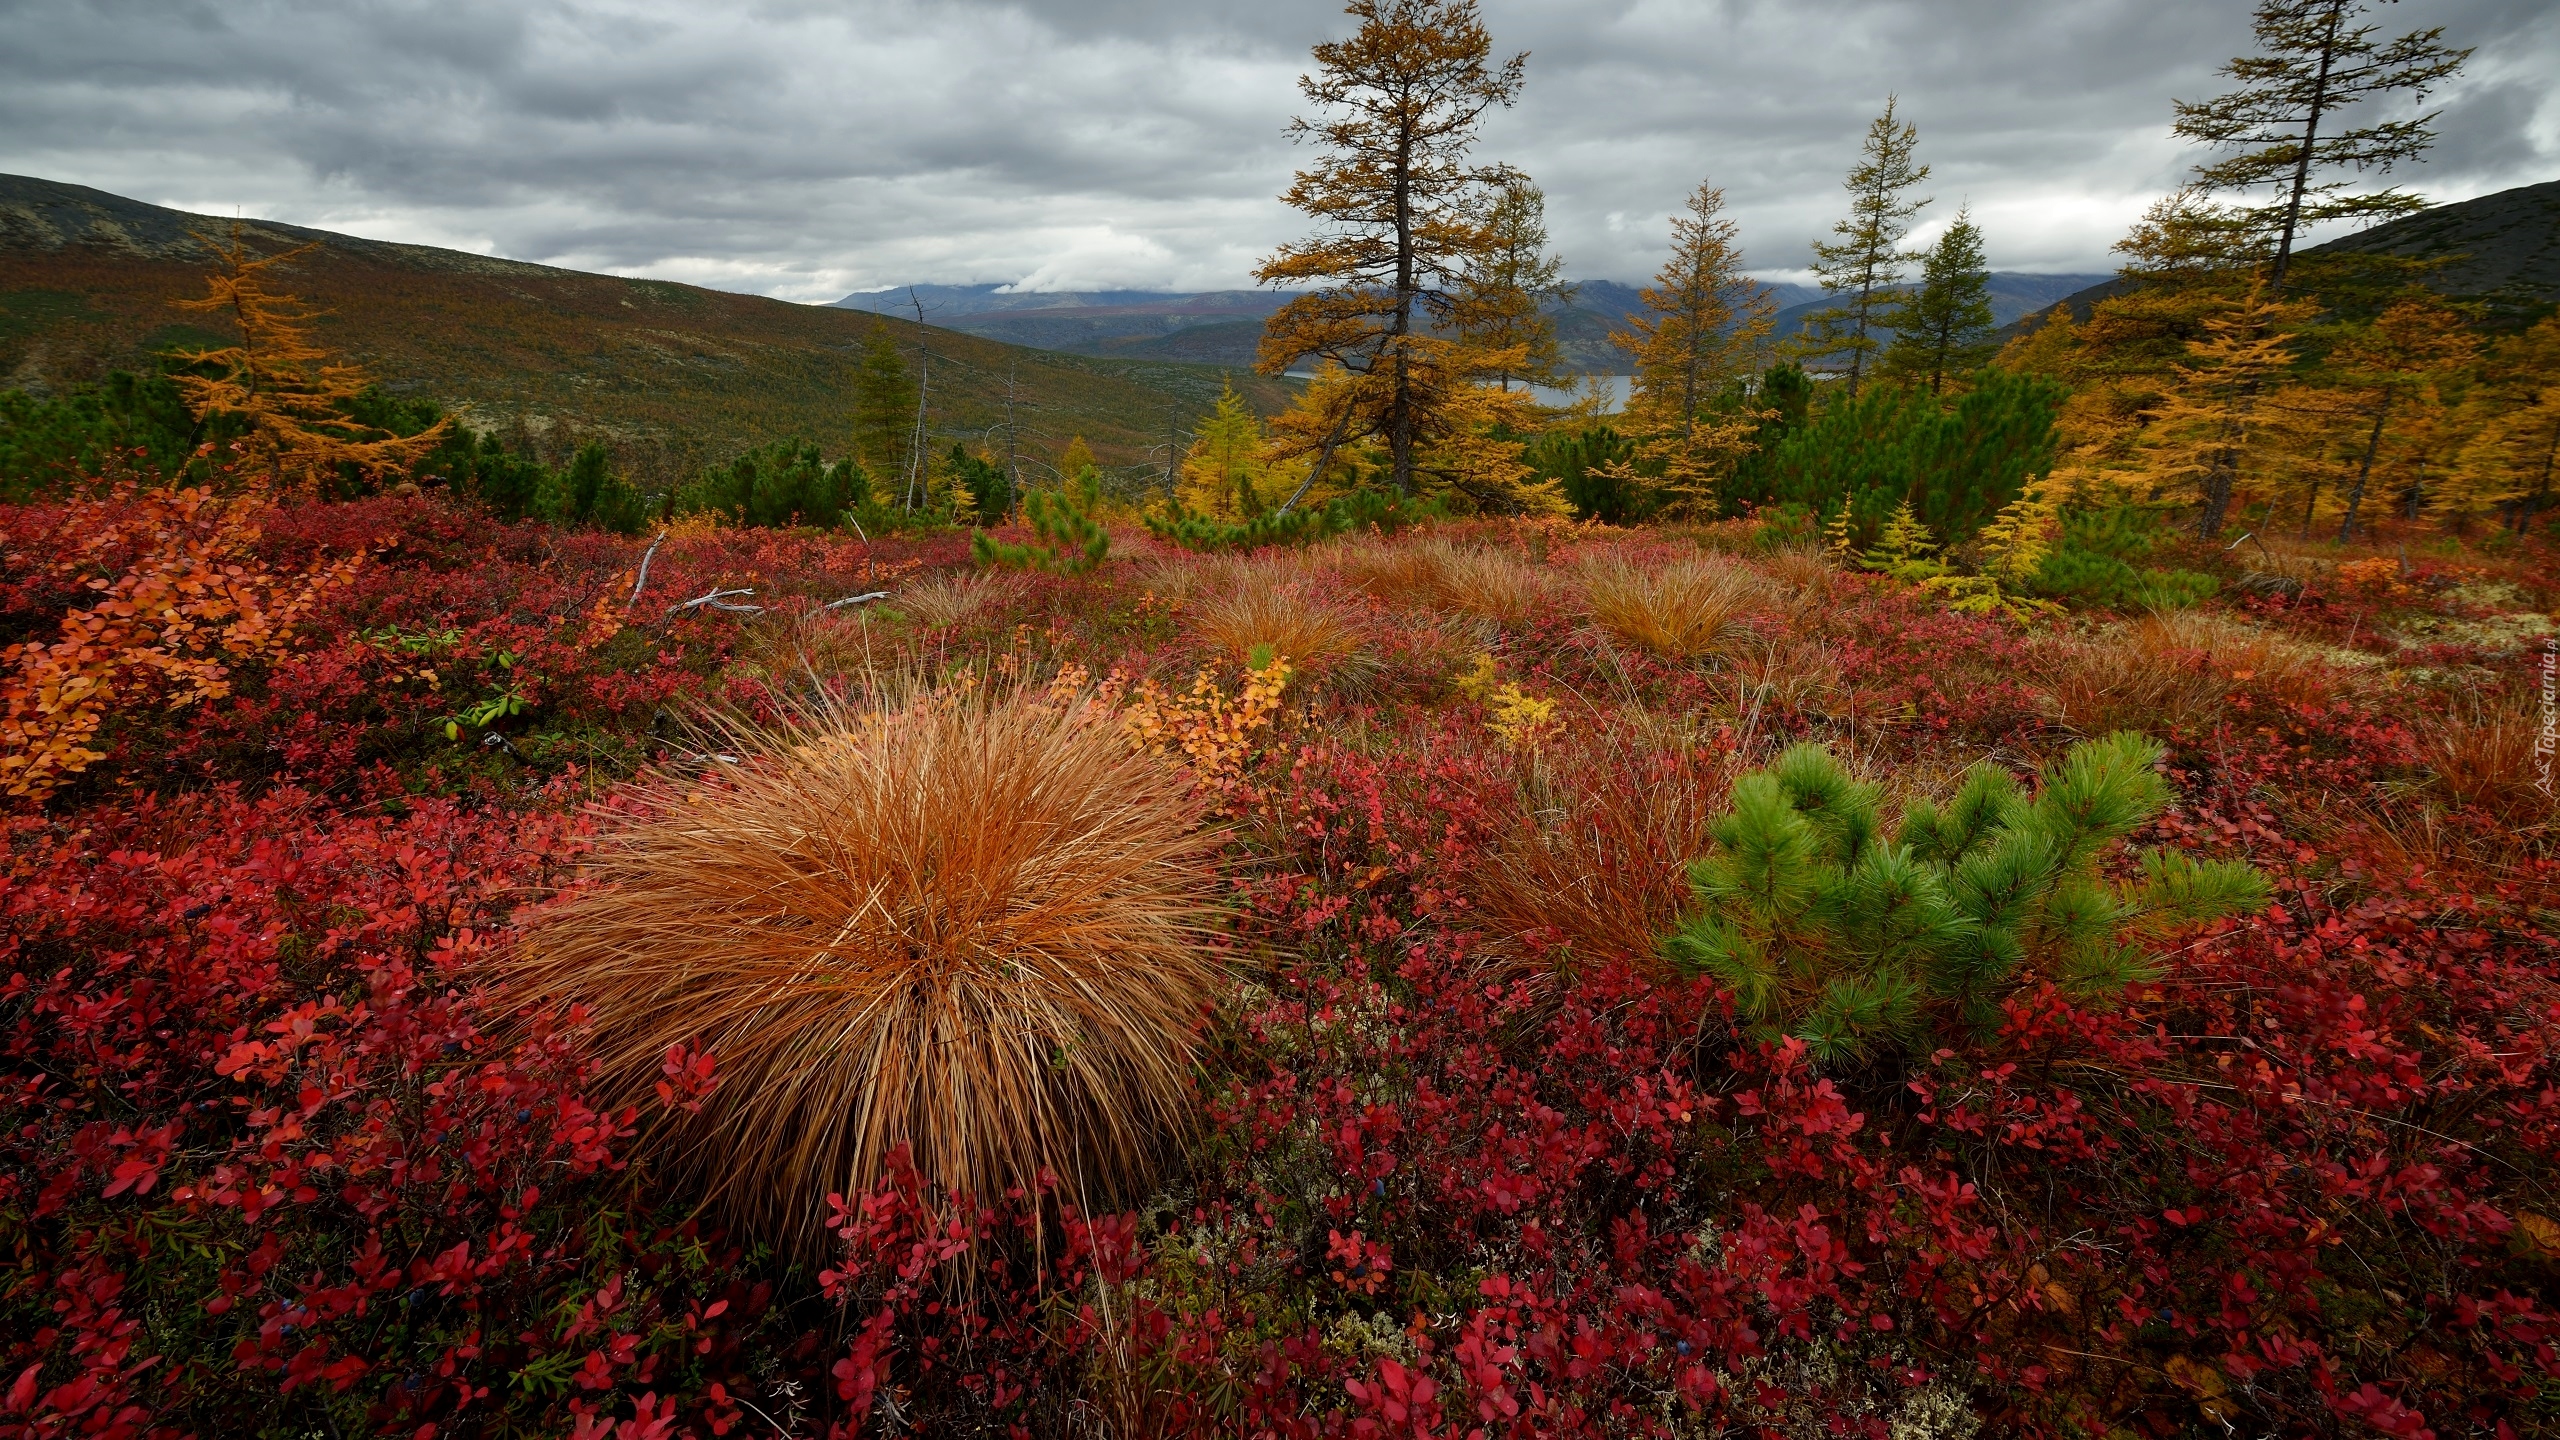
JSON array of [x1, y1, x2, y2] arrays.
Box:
[[822, 591, 892, 610], [666, 586, 763, 618], [626, 529, 668, 608]]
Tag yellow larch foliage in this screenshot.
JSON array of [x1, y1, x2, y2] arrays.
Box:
[[1604, 180, 1771, 516], [173, 228, 447, 488], [2122, 283, 2316, 538], [1178, 381, 1277, 520]]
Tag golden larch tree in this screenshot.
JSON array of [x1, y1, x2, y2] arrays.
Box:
[[2323, 294, 2477, 540], [173, 228, 445, 488], [2126, 284, 2315, 538], [1604, 179, 1772, 516], [1452, 175, 1572, 391], [2456, 316, 2560, 533], [1177, 381, 1277, 520], [1254, 0, 1526, 497]]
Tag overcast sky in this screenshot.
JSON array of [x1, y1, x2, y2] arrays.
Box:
[[2, 0, 2552, 300]]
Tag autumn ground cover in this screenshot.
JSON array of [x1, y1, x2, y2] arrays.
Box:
[[2, 479, 2556, 1440]]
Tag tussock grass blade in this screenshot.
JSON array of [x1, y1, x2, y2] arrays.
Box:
[[509, 678, 1229, 1255]]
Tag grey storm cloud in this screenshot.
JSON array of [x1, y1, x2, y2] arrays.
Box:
[[1, 0, 2552, 300]]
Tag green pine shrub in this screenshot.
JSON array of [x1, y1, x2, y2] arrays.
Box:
[[944, 443, 1014, 523], [1525, 426, 1647, 524], [1663, 733, 2266, 1064], [2029, 506, 2220, 611], [1145, 486, 1439, 552], [973, 468, 1111, 573], [539, 441, 654, 535], [675, 439, 864, 530], [1733, 368, 2066, 550]]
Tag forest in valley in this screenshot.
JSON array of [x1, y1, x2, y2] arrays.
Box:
[[0, 0, 2555, 1437]]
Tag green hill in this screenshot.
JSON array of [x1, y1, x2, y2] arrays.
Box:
[[0, 174, 1294, 486]]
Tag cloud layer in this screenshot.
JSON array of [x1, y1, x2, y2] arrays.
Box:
[[3, 0, 2551, 299]]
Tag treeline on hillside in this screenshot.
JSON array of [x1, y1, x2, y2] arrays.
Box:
[[0, 281, 1034, 534], [2, 0, 2551, 610], [1151, 0, 2552, 597]]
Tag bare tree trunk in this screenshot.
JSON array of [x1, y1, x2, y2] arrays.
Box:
[[1276, 409, 1354, 517], [2334, 391, 2391, 542], [2268, 1, 2342, 298]]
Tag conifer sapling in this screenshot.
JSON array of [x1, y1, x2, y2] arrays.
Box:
[[1664, 733, 2267, 1063]]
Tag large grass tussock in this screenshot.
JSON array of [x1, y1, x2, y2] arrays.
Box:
[[511, 682, 1227, 1252]]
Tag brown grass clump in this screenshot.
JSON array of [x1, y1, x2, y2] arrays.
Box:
[[2426, 693, 2556, 830], [1470, 712, 1737, 977], [1333, 536, 1546, 626], [1424, 540, 1548, 627], [1725, 635, 1842, 722], [1580, 557, 1760, 659], [508, 682, 1226, 1253], [2045, 612, 2336, 737], [1757, 545, 1837, 595], [1332, 534, 1452, 606], [898, 570, 1010, 629], [1188, 584, 1372, 683], [733, 608, 886, 680]]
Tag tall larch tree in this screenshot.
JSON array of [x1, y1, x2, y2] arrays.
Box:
[[1453, 176, 1573, 390], [1605, 179, 1773, 515], [1177, 381, 1274, 520], [2322, 293, 2477, 540], [2172, 0, 2469, 296], [2130, 285, 2316, 538], [173, 229, 445, 489], [2457, 315, 2560, 534], [1254, 0, 1527, 498], [1882, 207, 1996, 395], [1793, 96, 1930, 397]]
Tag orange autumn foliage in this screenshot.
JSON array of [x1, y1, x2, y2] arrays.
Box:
[[173, 228, 447, 488], [0, 482, 368, 801]]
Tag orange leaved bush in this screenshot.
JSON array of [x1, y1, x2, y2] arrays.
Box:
[[509, 680, 1228, 1253], [0, 481, 366, 801]]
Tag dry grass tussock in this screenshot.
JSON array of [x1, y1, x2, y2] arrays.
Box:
[[732, 607, 889, 681], [897, 569, 1012, 629], [1470, 708, 1739, 979], [1187, 584, 1373, 684], [2045, 611, 2337, 737], [1580, 556, 1762, 659], [509, 681, 1227, 1254], [2425, 692, 2556, 830], [1723, 635, 1842, 723], [1146, 547, 1328, 603], [1337, 536, 1547, 626]]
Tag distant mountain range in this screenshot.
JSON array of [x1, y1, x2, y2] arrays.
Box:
[[838, 273, 2109, 372]]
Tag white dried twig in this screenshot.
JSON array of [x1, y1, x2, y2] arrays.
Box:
[[821, 591, 892, 610], [627, 530, 668, 607], [667, 586, 763, 618]]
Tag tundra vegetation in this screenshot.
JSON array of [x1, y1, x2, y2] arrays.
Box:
[[2, 1, 2557, 1437]]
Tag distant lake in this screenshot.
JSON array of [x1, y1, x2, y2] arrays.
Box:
[[1526, 376, 1630, 412], [1282, 374, 1632, 414]]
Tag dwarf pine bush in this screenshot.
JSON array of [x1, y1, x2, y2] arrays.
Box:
[[1664, 732, 2266, 1062], [973, 468, 1111, 573]]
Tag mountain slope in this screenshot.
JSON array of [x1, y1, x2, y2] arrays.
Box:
[[2002, 178, 2560, 337], [0, 174, 1292, 483]]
